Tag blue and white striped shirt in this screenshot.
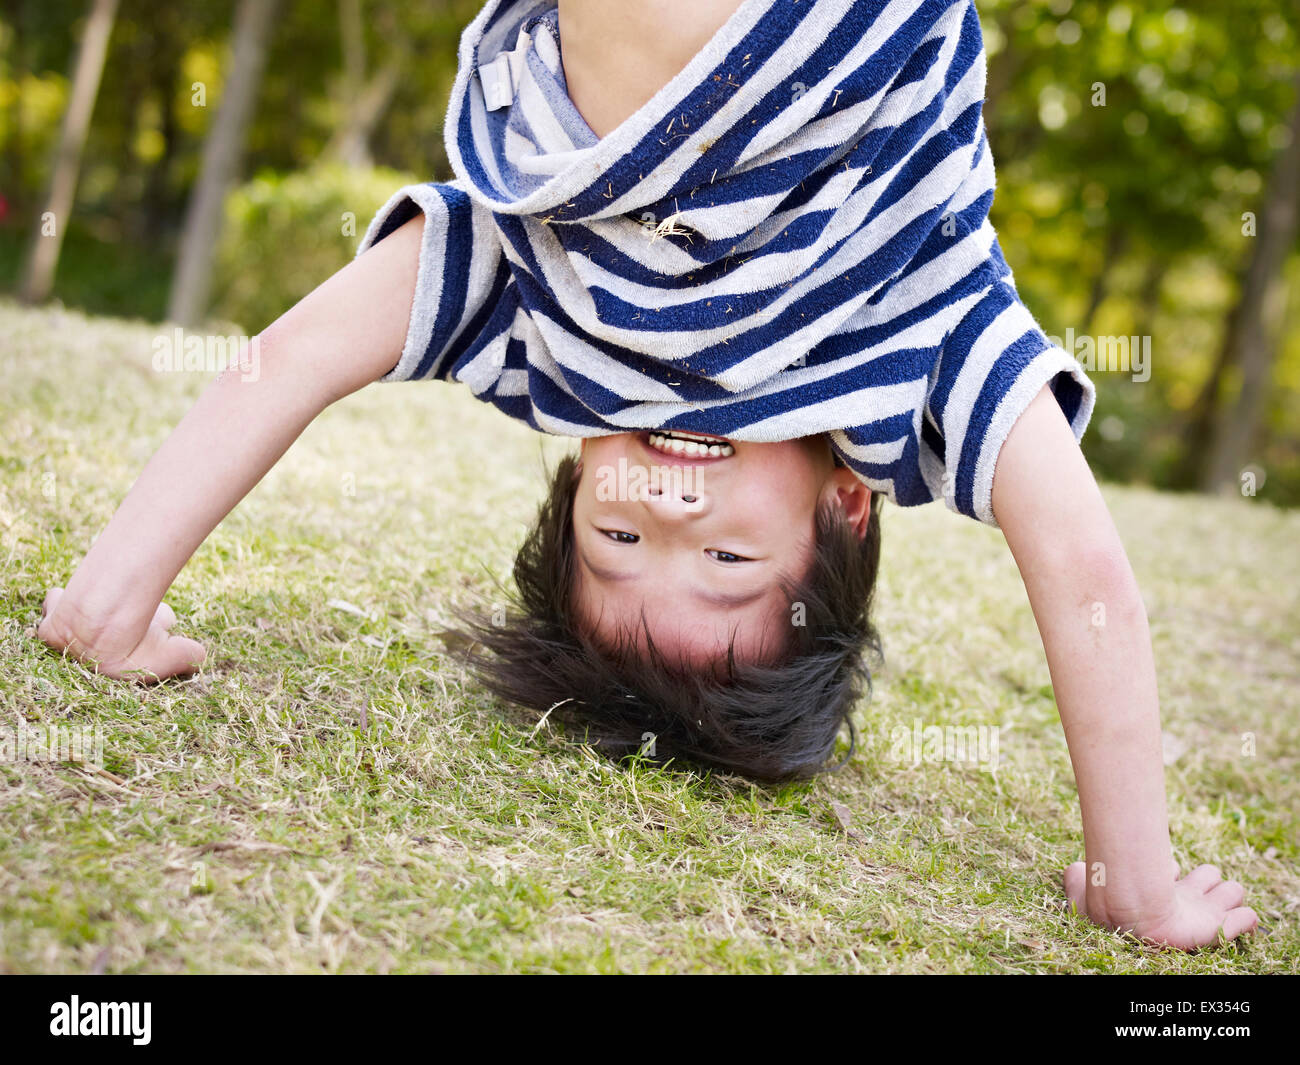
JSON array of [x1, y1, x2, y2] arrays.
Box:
[[357, 0, 1095, 525]]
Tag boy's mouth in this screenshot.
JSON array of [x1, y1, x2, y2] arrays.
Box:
[[642, 430, 734, 460]]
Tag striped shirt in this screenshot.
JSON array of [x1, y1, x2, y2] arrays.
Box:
[[357, 0, 1095, 525]]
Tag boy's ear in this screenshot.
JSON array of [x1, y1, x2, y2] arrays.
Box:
[[820, 466, 872, 541]]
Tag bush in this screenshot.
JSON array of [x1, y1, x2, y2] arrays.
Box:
[[212, 162, 421, 332]]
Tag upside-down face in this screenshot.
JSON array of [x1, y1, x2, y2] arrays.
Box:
[[571, 431, 872, 670]]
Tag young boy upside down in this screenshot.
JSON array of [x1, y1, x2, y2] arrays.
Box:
[[36, 0, 1257, 951]]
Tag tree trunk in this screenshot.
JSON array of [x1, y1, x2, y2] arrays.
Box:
[[140, 71, 181, 243], [1200, 68, 1300, 495], [167, 0, 280, 327], [1080, 227, 1127, 338], [5, 5, 28, 222], [18, 0, 119, 304], [1132, 257, 1167, 345], [322, 60, 402, 168], [1173, 300, 1237, 488], [982, 4, 1026, 120], [340, 0, 366, 101], [139, 11, 184, 244], [321, 0, 403, 169]]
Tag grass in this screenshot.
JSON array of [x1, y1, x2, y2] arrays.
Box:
[[1, 297, 1297, 974]]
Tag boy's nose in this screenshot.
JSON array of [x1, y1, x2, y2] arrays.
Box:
[[644, 482, 707, 518]]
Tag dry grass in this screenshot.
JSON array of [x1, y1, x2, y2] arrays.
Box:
[[1, 298, 1297, 973]]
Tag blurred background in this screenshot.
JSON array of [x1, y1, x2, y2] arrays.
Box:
[[1, 0, 1297, 506]]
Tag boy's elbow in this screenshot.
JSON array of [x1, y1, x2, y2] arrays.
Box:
[[1049, 536, 1147, 626]]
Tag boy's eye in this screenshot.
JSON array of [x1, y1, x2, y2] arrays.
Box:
[[601, 530, 639, 544], [706, 549, 752, 563]]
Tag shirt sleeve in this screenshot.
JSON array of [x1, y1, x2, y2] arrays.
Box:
[[355, 178, 511, 383], [924, 279, 1096, 527]]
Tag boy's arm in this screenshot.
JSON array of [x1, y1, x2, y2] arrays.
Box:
[[37, 213, 428, 680], [990, 384, 1258, 950]]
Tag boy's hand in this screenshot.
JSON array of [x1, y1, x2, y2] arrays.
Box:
[[31, 214, 424, 687], [993, 385, 1260, 953], [1064, 859, 1259, 950], [37, 587, 206, 682]]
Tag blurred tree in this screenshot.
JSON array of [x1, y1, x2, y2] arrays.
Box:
[[211, 161, 417, 330], [18, 0, 117, 303], [4, 0, 1297, 504], [1198, 68, 1300, 494], [321, 0, 405, 168], [168, 0, 279, 326], [979, 0, 1299, 502]]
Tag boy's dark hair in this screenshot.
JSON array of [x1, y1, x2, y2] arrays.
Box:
[[452, 453, 883, 782]]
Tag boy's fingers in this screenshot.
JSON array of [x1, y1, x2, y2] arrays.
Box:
[[41, 587, 65, 619], [145, 634, 206, 680], [1220, 906, 1259, 941], [1182, 864, 1222, 893], [112, 629, 206, 683], [1205, 879, 1245, 910], [163, 635, 207, 676]]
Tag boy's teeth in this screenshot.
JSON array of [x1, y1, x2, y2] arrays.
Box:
[[648, 432, 734, 458]]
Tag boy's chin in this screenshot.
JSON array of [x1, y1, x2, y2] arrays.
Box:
[[580, 608, 788, 674]]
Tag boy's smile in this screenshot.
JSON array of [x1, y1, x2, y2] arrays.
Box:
[[572, 431, 871, 669], [643, 430, 735, 460]]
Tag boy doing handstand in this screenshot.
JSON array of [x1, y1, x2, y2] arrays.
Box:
[[37, 0, 1257, 951]]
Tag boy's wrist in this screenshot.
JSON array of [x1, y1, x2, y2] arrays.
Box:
[[39, 586, 147, 661], [1081, 843, 1177, 922]]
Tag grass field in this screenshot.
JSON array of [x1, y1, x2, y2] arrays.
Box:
[[2, 298, 1297, 974]]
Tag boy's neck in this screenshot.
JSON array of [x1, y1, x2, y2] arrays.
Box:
[[556, 0, 748, 139]]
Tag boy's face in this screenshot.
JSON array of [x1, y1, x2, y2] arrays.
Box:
[[572, 431, 871, 669]]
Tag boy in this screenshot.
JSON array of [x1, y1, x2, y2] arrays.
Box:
[[36, 0, 1256, 951]]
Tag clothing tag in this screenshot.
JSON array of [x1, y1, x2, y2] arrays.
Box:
[[478, 51, 515, 110]]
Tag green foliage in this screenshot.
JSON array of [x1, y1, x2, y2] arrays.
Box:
[[0, 222, 172, 320], [977, 0, 1300, 506], [1, 0, 1297, 501], [211, 162, 418, 332]]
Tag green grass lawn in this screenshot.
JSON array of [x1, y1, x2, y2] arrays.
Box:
[[2, 298, 1297, 974]]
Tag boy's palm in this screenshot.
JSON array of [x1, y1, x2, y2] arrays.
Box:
[[37, 587, 206, 682], [1064, 860, 1258, 951]]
